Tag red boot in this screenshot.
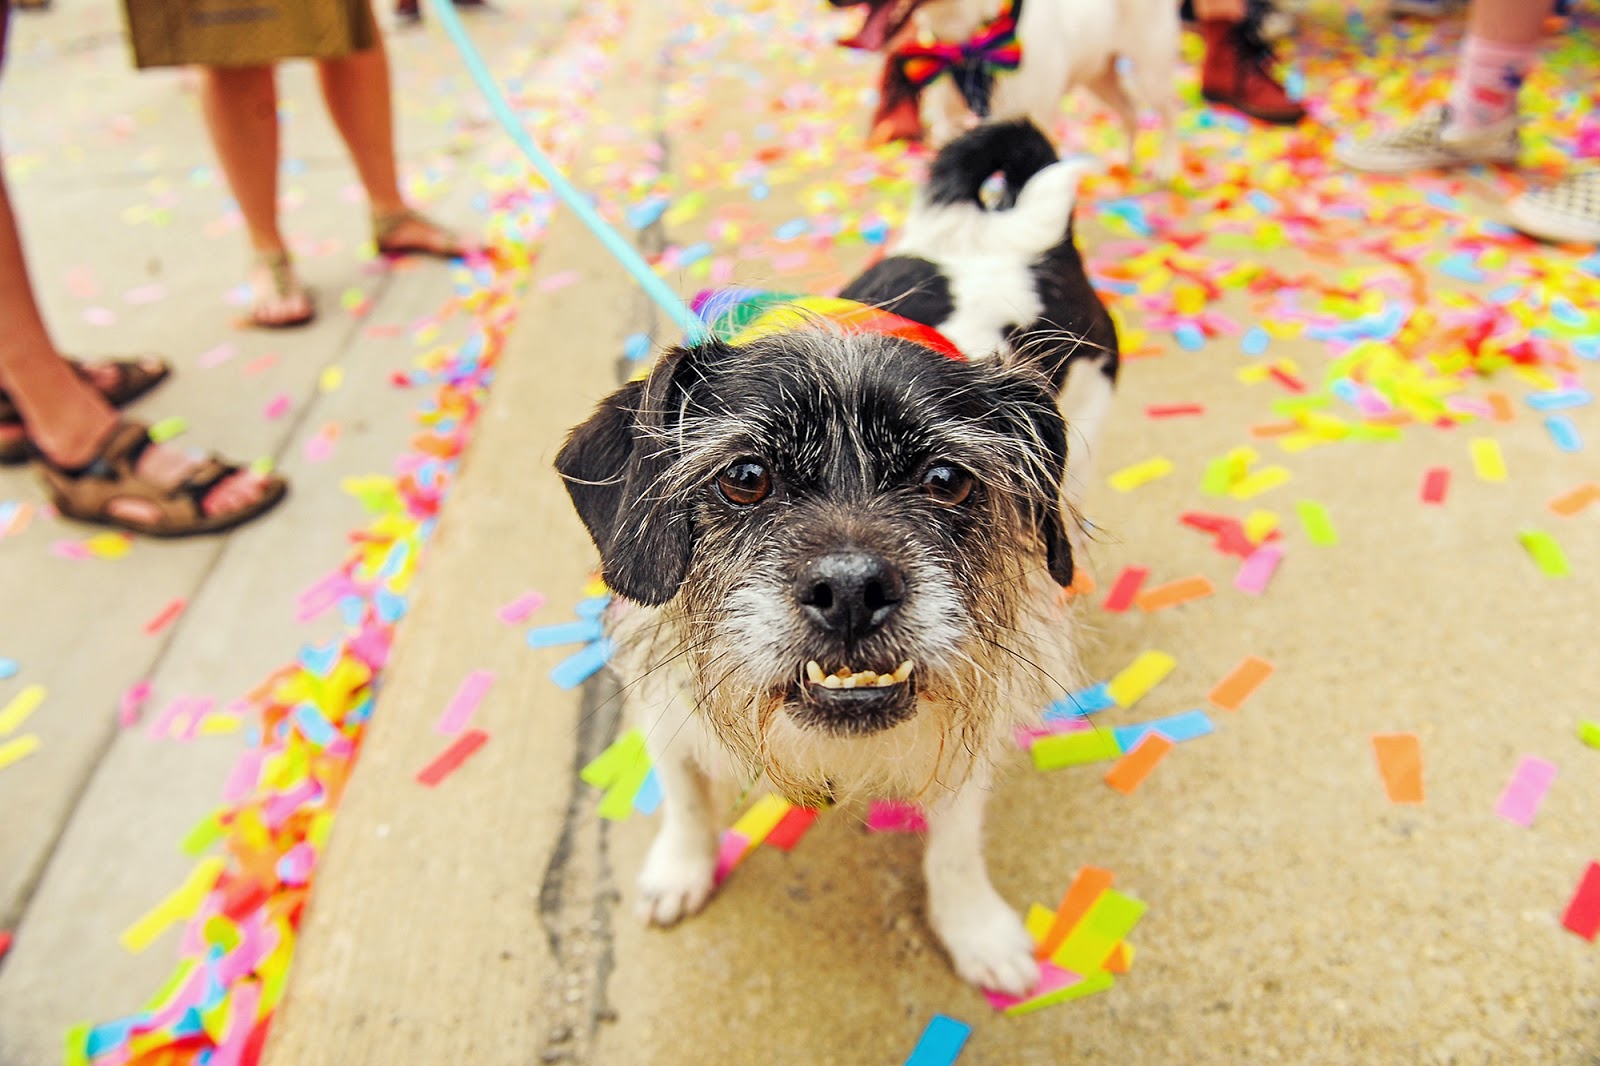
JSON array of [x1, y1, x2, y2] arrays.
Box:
[[1199, 18, 1305, 126]]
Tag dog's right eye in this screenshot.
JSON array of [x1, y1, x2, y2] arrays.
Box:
[[715, 460, 772, 507]]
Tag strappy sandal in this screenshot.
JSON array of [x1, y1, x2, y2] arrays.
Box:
[[372, 207, 470, 260], [0, 355, 171, 466], [38, 421, 288, 538], [250, 250, 316, 329]]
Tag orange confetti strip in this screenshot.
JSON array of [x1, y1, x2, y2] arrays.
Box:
[[1208, 656, 1276, 712], [1135, 575, 1215, 612], [1035, 865, 1114, 962], [1371, 733, 1424, 805], [1104, 733, 1174, 795], [1105, 942, 1133, 973], [1486, 391, 1516, 423], [1249, 421, 1299, 439], [1548, 483, 1600, 518]]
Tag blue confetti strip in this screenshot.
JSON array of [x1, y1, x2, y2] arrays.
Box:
[[527, 619, 605, 649], [903, 1014, 972, 1066], [550, 639, 614, 691], [1546, 415, 1582, 452], [1113, 710, 1215, 751]]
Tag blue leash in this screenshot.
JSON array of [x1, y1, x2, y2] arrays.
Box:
[[426, 0, 707, 342]]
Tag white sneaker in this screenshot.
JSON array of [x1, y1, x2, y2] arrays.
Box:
[[1336, 105, 1520, 174], [1507, 171, 1600, 246]]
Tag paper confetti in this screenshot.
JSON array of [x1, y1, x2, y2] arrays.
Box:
[[1106, 651, 1176, 708], [1580, 721, 1600, 750], [1372, 733, 1424, 805], [496, 590, 546, 625], [435, 670, 495, 735], [1108, 457, 1175, 492], [0, 684, 45, 735], [1104, 733, 1174, 795], [1494, 756, 1557, 827], [1469, 438, 1506, 482], [142, 598, 186, 636], [416, 729, 490, 787], [1031, 729, 1121, 770], [1561, 862, 1600, 942], [1518, 529, 1570, 577], [1135, 575, 1215, 612], [0, 734, 41, 771], [902, 1015, 970, 1066], [1100, 566, 1148, 613], [1295, 500, 1338, 547], [1207, 657, 1274, 712]]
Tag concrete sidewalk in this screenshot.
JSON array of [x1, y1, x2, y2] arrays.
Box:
[[0, 2, 577, 1061], [263, 5, 1598, 1066]]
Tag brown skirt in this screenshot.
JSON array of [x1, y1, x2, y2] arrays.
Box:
[[122, 0, 378, 70]]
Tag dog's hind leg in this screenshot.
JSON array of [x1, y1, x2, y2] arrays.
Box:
[[636, 705, 720, 926], [923, 767, 1041, 996], [1122, 14, 1182, 181], [1083, 60, 1141, 174]]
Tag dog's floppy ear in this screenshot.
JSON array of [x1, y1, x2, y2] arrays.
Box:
[[556, 344, 706, 605], [992, 376, 1075, 588]]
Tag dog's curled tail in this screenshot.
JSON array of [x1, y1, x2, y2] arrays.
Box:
[[923, 119, 1063, 210], [915, 120, 1100, 260]]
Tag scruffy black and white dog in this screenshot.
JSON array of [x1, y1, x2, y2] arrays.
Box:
[[557, 120, 1116, 995]]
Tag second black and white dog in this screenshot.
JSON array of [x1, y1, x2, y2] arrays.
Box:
[[557, 119, 1117, 995]]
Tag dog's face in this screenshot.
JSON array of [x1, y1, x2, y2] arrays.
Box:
[[558, 328, 1073, 797]]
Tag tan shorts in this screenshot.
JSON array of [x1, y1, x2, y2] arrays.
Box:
[[122, 0, 378, 70]]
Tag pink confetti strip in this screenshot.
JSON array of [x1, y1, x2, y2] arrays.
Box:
[[983, 962, 1083, 1012], [713, 829, 752, 884], [119, 681, 152, 728], [143, 597, 187, 636], [496, 590, 546, 625], [1494, 756, 1557, 827], [435, 670, 496, 735], [1233, 544, 1284, 595], [263, 393, 292, 420]]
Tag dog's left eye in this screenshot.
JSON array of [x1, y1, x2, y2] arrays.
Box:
[[715, 459, 773, 507], [920, 463, 974, 506]]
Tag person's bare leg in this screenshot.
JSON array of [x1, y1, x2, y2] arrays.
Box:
[[315, 23, 468, 256], [0, 160, 274, 524], [197, 63, 311, 325], [1468, 0, 1555, 45]]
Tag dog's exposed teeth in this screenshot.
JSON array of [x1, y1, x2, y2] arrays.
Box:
[[804, 659, 915, 689]]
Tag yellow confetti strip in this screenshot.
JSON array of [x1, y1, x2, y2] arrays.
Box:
[[729, 794, 794, 857], [1107, 457, 1175, 493], [1106, 651, 1176, 709], [1229, 465, 1292, 500], [86, 532, 132, 559], [1470, 438, 1507, 482], [147, 416, 188, 444], [1243, 511, 1279, 544], [119, 857, 225, 954], [0, 684, 45, 735], [0, 734, 41, 771], [319, 365, 345, 392]]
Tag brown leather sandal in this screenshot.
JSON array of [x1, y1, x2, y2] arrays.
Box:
[[250, 250, 316, 330], [38, 421, 288, 538], [372, 207, 470, 260], [0, 356, 171, 466]]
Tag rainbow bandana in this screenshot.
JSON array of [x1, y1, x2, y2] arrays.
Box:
[[890, 0, 1022, 118], [691, 288, 966, 361]]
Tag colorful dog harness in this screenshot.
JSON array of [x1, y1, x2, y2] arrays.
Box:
[[889, 0, 1023, 118], [691, 288, 966, 361]]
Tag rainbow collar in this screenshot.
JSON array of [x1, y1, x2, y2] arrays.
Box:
[[691, 288, 966, 361]]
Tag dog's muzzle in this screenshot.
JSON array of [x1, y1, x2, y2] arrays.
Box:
[[786, 551, 919, 734]]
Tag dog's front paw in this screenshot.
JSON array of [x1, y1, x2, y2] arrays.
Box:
[[931, 890, 1041, 996], [636, 827, 718, 927]]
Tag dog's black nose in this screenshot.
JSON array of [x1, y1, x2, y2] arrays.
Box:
[[794, 553, 905, 641]]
